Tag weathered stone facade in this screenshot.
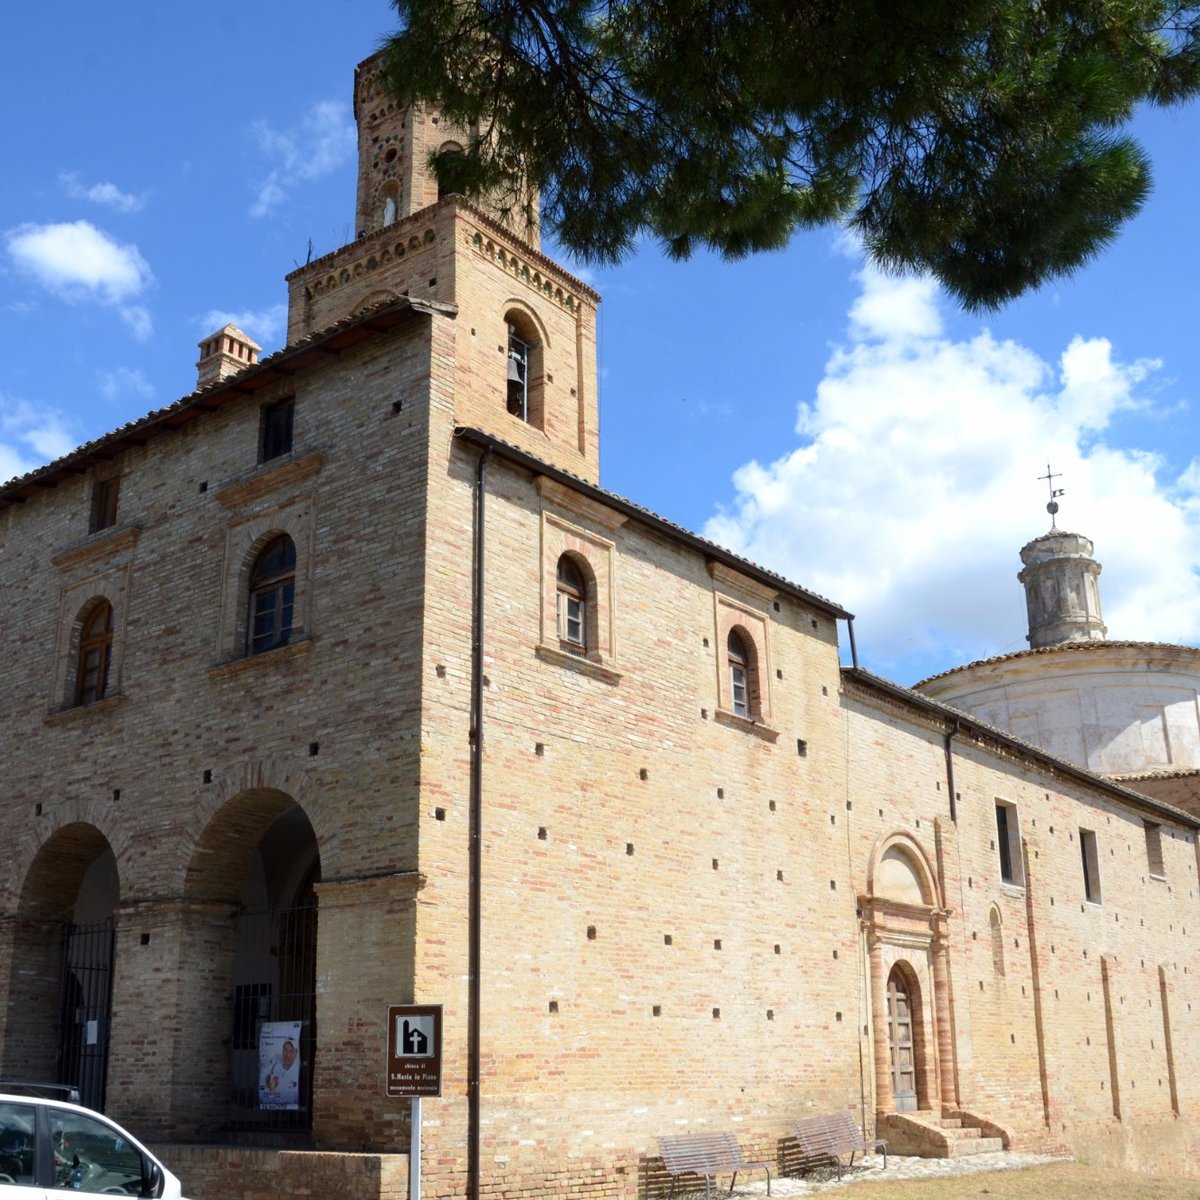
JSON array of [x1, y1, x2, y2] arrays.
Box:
[[3, 47, 1200, 1200]]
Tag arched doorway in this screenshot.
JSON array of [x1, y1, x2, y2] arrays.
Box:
[[182, 790, 320, 1138], [861, 833, 956, 1118], [6, 825, 119, 1111], [886, 964, 921, 1112]]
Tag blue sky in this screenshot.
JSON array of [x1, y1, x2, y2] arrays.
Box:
[[4, 3, 1200, 685]]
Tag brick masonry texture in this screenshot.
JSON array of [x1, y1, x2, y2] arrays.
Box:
[[3, 49, 1200, 1200]]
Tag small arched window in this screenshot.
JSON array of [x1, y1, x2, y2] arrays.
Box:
[[248, 535, 296, 656], [727, 630, 751, 717], [556, 555, 586, 652], [76, 601, 114, 706], [436, 142, 463, 201]]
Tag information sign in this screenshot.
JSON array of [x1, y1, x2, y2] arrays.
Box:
[[386, 1004, 443, 1098]]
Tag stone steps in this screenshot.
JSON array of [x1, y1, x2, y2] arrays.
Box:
[[876, 1110, 1011, 1159]]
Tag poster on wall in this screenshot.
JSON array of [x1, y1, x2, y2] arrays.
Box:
[[258, 1020, 302, 1110]]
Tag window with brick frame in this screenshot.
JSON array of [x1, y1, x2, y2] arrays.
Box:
[[556, 554, 587, 653], [995, 800, 1024, 887], [727, 629, 753, 718], [247, 534, 296, 655], [75, 599, 114, 705], [260, 397, 295, 463]]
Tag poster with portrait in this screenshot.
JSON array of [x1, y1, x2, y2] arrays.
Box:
[[258, 1020, 302, 1110]]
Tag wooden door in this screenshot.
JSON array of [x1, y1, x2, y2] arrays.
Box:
[[887, 967, 918, 1112]]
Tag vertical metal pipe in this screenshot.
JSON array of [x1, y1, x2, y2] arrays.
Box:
[[846, 618, 859, 670], [943, 728, 958, 823], [467, 448, 489, 1200]]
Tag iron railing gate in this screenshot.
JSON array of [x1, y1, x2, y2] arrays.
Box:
[[228, 899, 317, 1135], [57, 917, 115, 1112]]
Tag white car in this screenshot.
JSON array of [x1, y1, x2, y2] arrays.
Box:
[[0, 1086, 185, 1199]]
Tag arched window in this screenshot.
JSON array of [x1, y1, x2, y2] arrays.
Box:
[[248, 535, 296, 656], [75, 601, 113, 705], [556, 555, 586, 653], [505, 311, 544, 427], [436, 142, 463, 201], [727, 629, 752, 718]]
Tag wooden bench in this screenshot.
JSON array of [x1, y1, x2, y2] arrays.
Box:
[[791, 1112, 887, 1179], [656, 1132, 772, 1199]]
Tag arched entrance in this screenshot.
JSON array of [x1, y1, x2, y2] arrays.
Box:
[[886, 964, 921, 1112], [860, 833, 956, 1118], [5, 825, 119, 1111], [181, 790, 320, 1138]]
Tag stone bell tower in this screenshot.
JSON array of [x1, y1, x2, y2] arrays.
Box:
[[1018, 530, 1107, 648], [352, 51, 539, 247], [285, 50, 600, 483]]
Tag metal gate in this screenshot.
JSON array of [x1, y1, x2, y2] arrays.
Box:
[[57, 918, 115, 1112], [227, 899, 317, 1135]]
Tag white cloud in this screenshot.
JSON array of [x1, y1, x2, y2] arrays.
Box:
[[60, 172, 148, 214], [704, 261, 1200, 682], [250, 100, 355, 218], [0, 396, 78, 482], [198, 303, 288, 350], [6, 220, 154, 337], [98, 367, 154, 403]]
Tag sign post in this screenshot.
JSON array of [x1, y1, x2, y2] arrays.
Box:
[[386, 1005, 443, 1200]]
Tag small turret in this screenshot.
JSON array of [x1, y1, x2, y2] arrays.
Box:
[[1018, 530, 1107, 648]]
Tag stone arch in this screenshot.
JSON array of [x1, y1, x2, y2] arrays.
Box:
[[866, 831, 939, 908], [502, 298, 551, 351], [173, 774, 323, 1135], [355, 288, 400, 316], [5, 823, 120, 1105]]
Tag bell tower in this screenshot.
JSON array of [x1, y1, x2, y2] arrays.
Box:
[[352, 52, 538, 247], [285, 50, 600, 483]]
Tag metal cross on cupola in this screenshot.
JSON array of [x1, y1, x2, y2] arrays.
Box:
[[1038, 463, 1066, 529]]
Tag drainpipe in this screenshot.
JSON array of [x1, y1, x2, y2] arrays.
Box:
[[467, 447, 489, 1200], [846, 617, 859, 669], [943, 725, 958, 824]]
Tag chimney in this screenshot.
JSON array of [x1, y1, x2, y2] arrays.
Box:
[[197, 324, 261, 388]]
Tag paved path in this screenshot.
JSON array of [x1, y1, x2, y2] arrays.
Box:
[[697, 1151, 1068, 1196]]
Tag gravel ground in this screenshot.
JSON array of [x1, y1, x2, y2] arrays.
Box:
[[679, 1151, 1069, 1197]]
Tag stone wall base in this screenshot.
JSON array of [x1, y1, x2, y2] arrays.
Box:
[[154, 1145, 409, 1200]]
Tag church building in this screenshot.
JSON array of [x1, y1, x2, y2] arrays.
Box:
[[2, 49, 1200, 1200]]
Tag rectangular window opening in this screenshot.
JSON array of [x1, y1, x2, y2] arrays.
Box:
[[90, 476, 120, 533], [1144, 820, 1166, 879], [1080, 828, 1102, 903], [260, 396, 295, 463], [995, 800, 1024, 887]]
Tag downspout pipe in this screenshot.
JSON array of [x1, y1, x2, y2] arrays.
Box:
[[943, 724, 959, 824], [467, 447, 489, 1200], [846, 617, 859, 670]]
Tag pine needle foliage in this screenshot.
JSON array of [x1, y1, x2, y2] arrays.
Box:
[[383, 0, 1200, 309]]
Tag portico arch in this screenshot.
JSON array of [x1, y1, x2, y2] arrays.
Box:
[[5, 824, 119, 1110], [860, 831, 956, 1118]]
